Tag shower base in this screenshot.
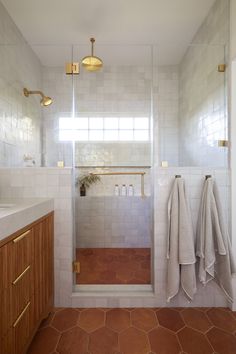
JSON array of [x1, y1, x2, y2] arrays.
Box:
[[76, 248, 151, 284]]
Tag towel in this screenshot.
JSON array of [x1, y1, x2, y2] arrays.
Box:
[[167, 177, 197, 302], [196, 177, 236, 302]]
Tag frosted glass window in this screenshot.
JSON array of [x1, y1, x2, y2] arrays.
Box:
[[119, 130, 134, 141], [134, 117, 149, 129], [89, 118, 103, 129], [74, 117, 88, 129], [120, 118, 133, 129], [134, 130, 149, 141], [59, 130, 75, 141], [74, 130, 89, 141], [104, 130, 119, 141], [89, 130, 104, 141], [104, 117, 119, 129], [59, 116, 150, 142], [59, 118, 74, 129]]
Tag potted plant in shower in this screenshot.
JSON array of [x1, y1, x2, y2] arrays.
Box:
[[76, 174, 101, 196]]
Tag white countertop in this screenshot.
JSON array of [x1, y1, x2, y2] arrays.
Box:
[[0, 198, 54, 242]]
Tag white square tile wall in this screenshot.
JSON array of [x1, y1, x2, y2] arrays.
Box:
[[178, 0, 229, 167], [76, 196, 151, 248], [42, 65, 152, 167], [0, 2, 42, 167]]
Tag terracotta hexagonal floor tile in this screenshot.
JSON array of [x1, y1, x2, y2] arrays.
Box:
[[51, 308, 79, 332], [119, 327, 150, 354], [148, 327, 181, 354], [106, 309, 130, 332], [27, 327, 60, 354], [206, 327, 236, 354], [131, 309, 158, 332], [78, 309, 105, 333], [156, 308, 185, 332], [181, 308, 212, 333], [206, 308, 236, 333], [178, 327, 213, 354], [57, 327, 89, 354], [89, 326, 118, 354]]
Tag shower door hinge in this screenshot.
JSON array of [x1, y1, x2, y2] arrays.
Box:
[[66, 62, 80, 75], [218, 64, 226, 72], [73, 261, 80, 273]]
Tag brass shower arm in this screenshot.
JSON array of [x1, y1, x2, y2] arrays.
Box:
[[23, 88, 52, 106], [90, 37, 95, 56], [24, 88, 43, 98]]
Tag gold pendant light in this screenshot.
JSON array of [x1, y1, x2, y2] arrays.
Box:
[[82, 38, 103, 72]]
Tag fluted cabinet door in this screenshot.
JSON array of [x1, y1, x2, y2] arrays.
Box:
[[0, 212, 54, 354]]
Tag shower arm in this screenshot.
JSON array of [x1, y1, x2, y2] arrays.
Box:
[[24, 88, 44, 98], [91, 38, 95, 57]]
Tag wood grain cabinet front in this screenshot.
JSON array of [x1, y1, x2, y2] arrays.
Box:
[[0, 212, 54, 354]]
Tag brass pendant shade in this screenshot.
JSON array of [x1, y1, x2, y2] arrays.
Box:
[[82, 38, 103, 72]]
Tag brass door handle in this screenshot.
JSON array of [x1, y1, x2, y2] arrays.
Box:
[[13, 302, 30, 328], [12, 265, 31, 285], [13, 230, 31, 243]]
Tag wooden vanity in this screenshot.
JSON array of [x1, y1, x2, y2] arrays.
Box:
[[0, 212, 54, 354]]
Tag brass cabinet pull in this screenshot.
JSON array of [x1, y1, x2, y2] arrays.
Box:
[[12, 265, 31, 285], [13, 230, 31, 243], [13, 302, 30, 328]]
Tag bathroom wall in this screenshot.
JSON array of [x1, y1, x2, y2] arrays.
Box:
[[0, 2, 42, 167], [42, 64, 152, 167], [153, 167, 230, 308], [42, 66, 73, 167], [179, 0, 229, 167], [76, 196, 151, 248], [75, 167, 151, 248], [154, 66, 179, 166], [0, 167, 74, 307]]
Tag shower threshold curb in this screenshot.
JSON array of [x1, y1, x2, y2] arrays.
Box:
[[73, 284, 154, 297]]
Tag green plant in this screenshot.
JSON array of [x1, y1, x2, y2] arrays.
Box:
[[76, 174, 101, 188]]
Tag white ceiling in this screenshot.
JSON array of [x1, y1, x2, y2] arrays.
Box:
[[1, 0, 215, 66]]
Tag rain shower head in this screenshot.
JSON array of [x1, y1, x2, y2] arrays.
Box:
[[23, 88, 52, 107], [81, 38, 103, 72]]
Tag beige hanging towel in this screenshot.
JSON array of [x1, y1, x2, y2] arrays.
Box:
[[196, 177, 236, 302], [167, 177, 197, 302]]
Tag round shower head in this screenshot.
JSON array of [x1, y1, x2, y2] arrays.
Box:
[[23, 88, 52, 107], [82, 38, 103, 72], [40, 96, 52, 106]]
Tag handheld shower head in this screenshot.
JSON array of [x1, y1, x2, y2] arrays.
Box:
[[23, 88, 52, 107]]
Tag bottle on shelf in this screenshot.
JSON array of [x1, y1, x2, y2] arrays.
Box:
[[128, 184, 134, 196], [121, 184, 127, 196], [80, 183, 86, 196], [114, 184, 120, 196]]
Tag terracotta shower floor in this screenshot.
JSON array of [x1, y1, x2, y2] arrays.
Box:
[[76, 248, 151, 284], [27, 307, 236, 354]]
